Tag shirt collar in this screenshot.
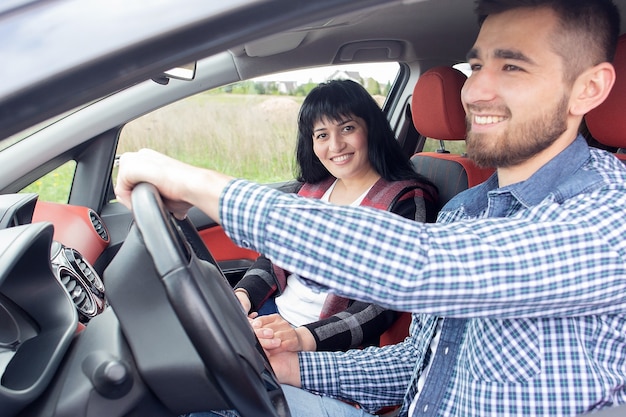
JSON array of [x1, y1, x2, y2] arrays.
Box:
[[504, 134, 591, 207], [450, 135, 592, 215]]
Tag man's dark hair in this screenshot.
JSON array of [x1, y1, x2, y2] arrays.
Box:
[[295, 79, 427, 185], [475, 0, 620, 82]]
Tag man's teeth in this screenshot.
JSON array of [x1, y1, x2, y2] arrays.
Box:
[[475, 115, 506, 125]]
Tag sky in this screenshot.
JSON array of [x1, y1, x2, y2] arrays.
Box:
[[254, 62, 471, 85], [254, 62, 400, 85]]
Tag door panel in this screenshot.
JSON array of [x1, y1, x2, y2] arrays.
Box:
[[188, 208, 259, 286], [199, 225, 259, 286]]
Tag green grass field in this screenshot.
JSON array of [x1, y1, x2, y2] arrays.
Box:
[[118, 93, 304, 183]]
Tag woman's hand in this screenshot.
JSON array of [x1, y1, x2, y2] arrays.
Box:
[[251, 314, 317, 352], [234, 289, 252, 314]]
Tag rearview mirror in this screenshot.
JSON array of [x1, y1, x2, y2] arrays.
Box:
[[164, 62, 196, 80], [152, 62, 196, 85]]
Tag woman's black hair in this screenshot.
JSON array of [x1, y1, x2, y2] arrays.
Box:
[[295, 79, 429, 185]]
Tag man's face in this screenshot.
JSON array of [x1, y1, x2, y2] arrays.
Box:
[[461, 7, 571, 169]]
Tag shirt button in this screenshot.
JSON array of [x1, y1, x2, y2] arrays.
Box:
[[241, 240, 252, 249], [444, 347, 449, 355], [423, 404, 429, 412]]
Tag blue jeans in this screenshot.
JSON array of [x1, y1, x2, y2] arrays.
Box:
[[256, 297, 279, 316], [186, 384, 375, 417]]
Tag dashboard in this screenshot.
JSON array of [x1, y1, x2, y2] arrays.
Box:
[[0, 193, 110, 413], [0, 219, 77, 415], [0, 192, 263, 416], [32, 199, 110, 322]]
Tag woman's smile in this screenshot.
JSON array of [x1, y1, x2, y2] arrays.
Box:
[[330, 153, 354, 164]]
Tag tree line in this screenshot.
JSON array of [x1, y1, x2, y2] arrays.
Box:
[[216, 77, 391, 97]]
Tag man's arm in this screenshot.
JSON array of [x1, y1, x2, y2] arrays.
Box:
[[221, 179, 626, 319], [257, 313, 432, 413], [115, 150, 626, 319], [115, 148, 231, 222], [297, 335, 419, 413]]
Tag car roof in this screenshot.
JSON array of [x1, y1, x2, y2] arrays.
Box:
[[0, 0, 395, 139], [0, 0, 625, 141]]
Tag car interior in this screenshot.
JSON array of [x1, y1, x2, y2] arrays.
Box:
[[0, 0, 625, 416]]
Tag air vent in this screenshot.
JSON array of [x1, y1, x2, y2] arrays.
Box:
[[58, 267, 96, 318], [89, 210, 109, 242], [51, 243, 107, 323], [67, 248, 105, 295]]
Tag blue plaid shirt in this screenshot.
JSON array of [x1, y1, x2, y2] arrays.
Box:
[[220, 135, 626, 416]]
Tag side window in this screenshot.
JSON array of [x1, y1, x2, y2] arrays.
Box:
[[116, 63, 399, 184], [117, 94, 301, 183], [20, 161, 76, 203]]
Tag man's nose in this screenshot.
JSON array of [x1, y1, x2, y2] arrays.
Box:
[[462, 68, 498, 106]]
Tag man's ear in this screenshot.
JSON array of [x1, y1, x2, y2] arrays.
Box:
[[569, 62, 616, 116]]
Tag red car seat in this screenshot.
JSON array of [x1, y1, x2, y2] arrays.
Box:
[[409, 66, 495, 210], [586, 34, 626, 156]]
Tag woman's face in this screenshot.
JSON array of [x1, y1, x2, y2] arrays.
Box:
[[311, 114, 375, 181]]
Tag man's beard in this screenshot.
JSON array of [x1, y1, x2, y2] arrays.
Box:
[[465, 95, 569, 169]]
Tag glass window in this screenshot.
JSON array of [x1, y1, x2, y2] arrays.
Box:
[[116, 63, 399, 184], [20, 160, 76, 203]]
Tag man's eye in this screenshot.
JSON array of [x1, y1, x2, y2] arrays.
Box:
[[469, 63, 482, 71], [503, 64, 522, 71]]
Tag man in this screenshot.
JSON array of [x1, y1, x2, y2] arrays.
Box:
[[116, 0, 623, 415]]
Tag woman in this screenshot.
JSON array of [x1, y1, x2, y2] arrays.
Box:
[[234, 79, 437, 352]]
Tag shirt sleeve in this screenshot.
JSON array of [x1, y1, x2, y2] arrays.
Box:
[[297, 328, 419, 412], [390, 186, 437, 223], [303, 302, 397, 351], [220, 179, 626, 318], [234, 254, 278, 311]]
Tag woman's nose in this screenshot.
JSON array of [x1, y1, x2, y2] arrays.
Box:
[[328, 134, 345, 152]]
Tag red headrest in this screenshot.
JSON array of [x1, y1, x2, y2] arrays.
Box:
[[586, 34, 626, 149], [411, 66, 467, 141]]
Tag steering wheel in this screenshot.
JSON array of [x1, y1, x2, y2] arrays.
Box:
[[128, 182, 290, 417]]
